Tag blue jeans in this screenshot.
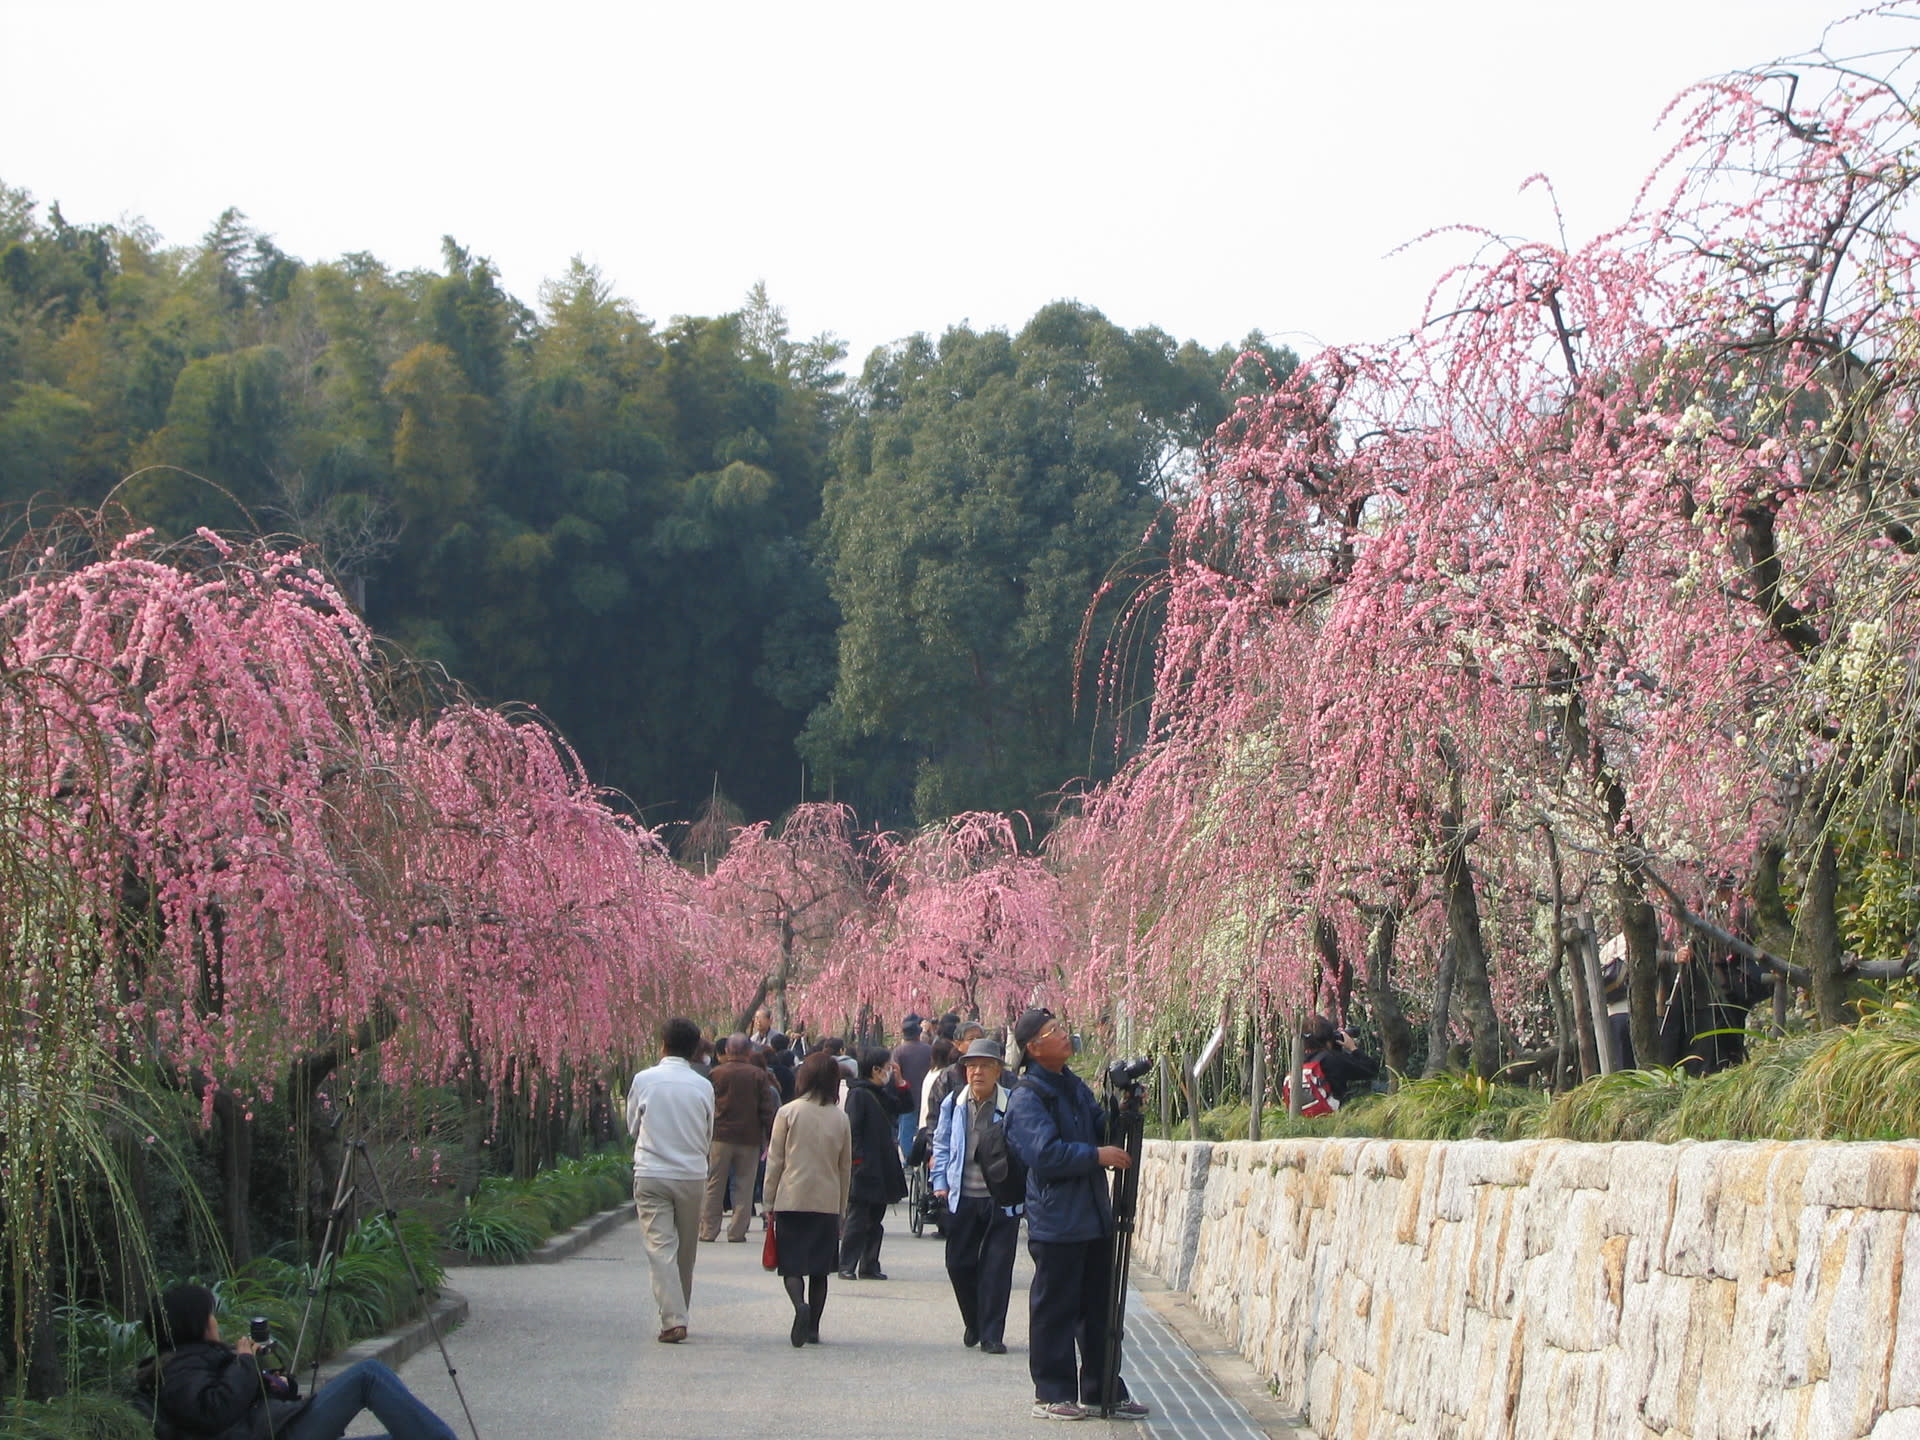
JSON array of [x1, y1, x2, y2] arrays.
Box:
[[283, 1359, 458, 1440], [897, 1112, 917, 1160]]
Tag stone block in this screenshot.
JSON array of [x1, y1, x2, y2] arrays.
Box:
[[1808, 1209, 1904, 1439], [1889, 1216, 1920, 1411], [1530, 1191, 1624, 1353], [1664, 1140, 1744, 1278], [1870, 1407, 1920, 1440], [1172, 1136, 1917, 1440]]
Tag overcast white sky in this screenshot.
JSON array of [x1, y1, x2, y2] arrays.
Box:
[[0, 1, 1873, 367]]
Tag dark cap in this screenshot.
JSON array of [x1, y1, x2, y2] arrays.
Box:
[[1012, 1008, 1056, 1049], [960, 1038, 1005, 1064]]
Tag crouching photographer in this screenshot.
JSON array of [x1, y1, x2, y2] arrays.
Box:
[[136, 1283, 459, 1440]]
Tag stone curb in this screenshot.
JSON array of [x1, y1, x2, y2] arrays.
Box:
[[441, 1203, 635, 1268], [528, 1203, 633, 1263], [315, 1287, 469, 1385]]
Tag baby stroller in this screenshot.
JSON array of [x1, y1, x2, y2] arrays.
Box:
[[904, 1128, 947, 1237]]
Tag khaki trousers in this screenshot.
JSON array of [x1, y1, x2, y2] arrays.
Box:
[[633, 1174, 703, 1329], [701, 1140, 762, 1241]]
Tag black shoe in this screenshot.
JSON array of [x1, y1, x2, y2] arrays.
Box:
[[858, 1270, 888, 1280], [963, 1326, 979, 1348], [806, 1323, 821, 1344], [790, 1313, 808, 1348], [837, 1269, 858, 1280], [980, 1340, 1007, 1355]]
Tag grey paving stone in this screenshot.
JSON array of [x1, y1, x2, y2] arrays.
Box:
[[386, 1203, 1284, 1440]]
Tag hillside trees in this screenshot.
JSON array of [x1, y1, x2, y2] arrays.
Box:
[[806, 302, 1292, 825]]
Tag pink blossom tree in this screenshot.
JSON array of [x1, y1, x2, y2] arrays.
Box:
[[812, 811, 1074, 1026], [1078, 14, 1920, 1072], [701, 802, 876, 1032]]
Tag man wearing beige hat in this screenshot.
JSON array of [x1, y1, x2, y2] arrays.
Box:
[[930, 1038, 1022, 1354]]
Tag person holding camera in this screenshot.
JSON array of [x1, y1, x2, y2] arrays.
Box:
[[1004, 1008, 1148, 1423], [1301, 1014, 1381, 1103], [136, 1283, 457, 1440]]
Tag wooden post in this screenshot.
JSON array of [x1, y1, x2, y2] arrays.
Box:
[[1157, 1055, 1172, 1140], [1249, 1023, 1266, 1141], [1184, 1049, 1202, 1140], [1287, 1011, 1306, 1118], [1579, 911, 1615, 1075]]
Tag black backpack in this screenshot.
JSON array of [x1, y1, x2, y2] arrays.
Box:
[[973, 1099, 1027, 1208]]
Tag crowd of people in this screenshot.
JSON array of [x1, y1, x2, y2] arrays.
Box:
[[134, 1005, 1390, 1435], [620, 1006, 1150, 1422]]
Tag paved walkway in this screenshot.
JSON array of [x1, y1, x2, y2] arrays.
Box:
[[392, 1208, 1306, 1440]]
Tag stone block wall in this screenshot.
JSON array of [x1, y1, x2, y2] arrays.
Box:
[[1132, 1137, 1920, 1440]]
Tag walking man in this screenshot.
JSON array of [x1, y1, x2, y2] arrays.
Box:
[[625, 1017, 715, 1344], [892, 1013, 934, 1158], [702, 1033, 777, 1242], [930, 1038, 1021, 1353], [1005, 1008, 1149, 1422]]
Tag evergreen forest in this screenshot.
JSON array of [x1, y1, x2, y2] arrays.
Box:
[[0, 186, 1292, 828]]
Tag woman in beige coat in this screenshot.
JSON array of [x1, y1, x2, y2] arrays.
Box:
[[763, 1051, 853, 1347]]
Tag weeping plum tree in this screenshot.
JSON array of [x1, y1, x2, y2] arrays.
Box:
[[0, 520, 701, 1376], [701, 802, 875, 1032], [1075, 14, 1920, 1065], [806, 811, 1075, 1025]]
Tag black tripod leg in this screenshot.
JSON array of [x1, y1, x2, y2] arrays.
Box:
[[293, 1140, 359, 1389], [1101, 1105, 1145, 1415], [353, 1140, 482, 1440]]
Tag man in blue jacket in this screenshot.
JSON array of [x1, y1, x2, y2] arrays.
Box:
[[1004, 1008, 1150, 1422]]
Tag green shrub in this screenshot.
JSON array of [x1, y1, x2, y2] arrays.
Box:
[[52, 1307, 147, 1387], [444, 1200, 541, 1262], [1178, 992, 1920, 1147], [0, 1391, 150, 1440]]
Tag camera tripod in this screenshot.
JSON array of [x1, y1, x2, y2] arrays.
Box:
[[291, 1124, 481, 1440], [1101, 1059, 1150, 1417]]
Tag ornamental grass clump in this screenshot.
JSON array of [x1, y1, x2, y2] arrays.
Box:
[[0, 1390, 151, 1440], [1333, 1073, 1550, 1141]]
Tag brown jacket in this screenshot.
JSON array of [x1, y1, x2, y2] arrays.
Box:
[[710, 1059, 778, 1146], [764, 1097, 852, 1215]]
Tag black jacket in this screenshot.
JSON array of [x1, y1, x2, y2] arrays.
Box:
[[1312, 1046, 1381, 1103], [846, 1078, 910, 1204], [769, 1051, 797, 1103], [135, 1342, 309, 1440]]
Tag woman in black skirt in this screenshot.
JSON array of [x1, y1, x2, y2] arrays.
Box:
[[763, 1051, 853, 1346]]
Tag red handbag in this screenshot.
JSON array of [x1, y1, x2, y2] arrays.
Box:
[[761, 1214, 779, 1271]]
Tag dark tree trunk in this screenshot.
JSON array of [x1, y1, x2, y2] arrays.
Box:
[[1540, 826, 1594, 1086], [1312, 915, 1342, 1020], [1434, 734, 1500, 1075], [1800, 832, 1850, 1027], [1616, 878, 1662, 1075], [1442, 845, 1502, 1077], [1362, 905, 1415, 1078], [211, 1090, 253, 1266]]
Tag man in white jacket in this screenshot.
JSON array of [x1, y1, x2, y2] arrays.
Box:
[[626, 1017, 715, 1344]]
